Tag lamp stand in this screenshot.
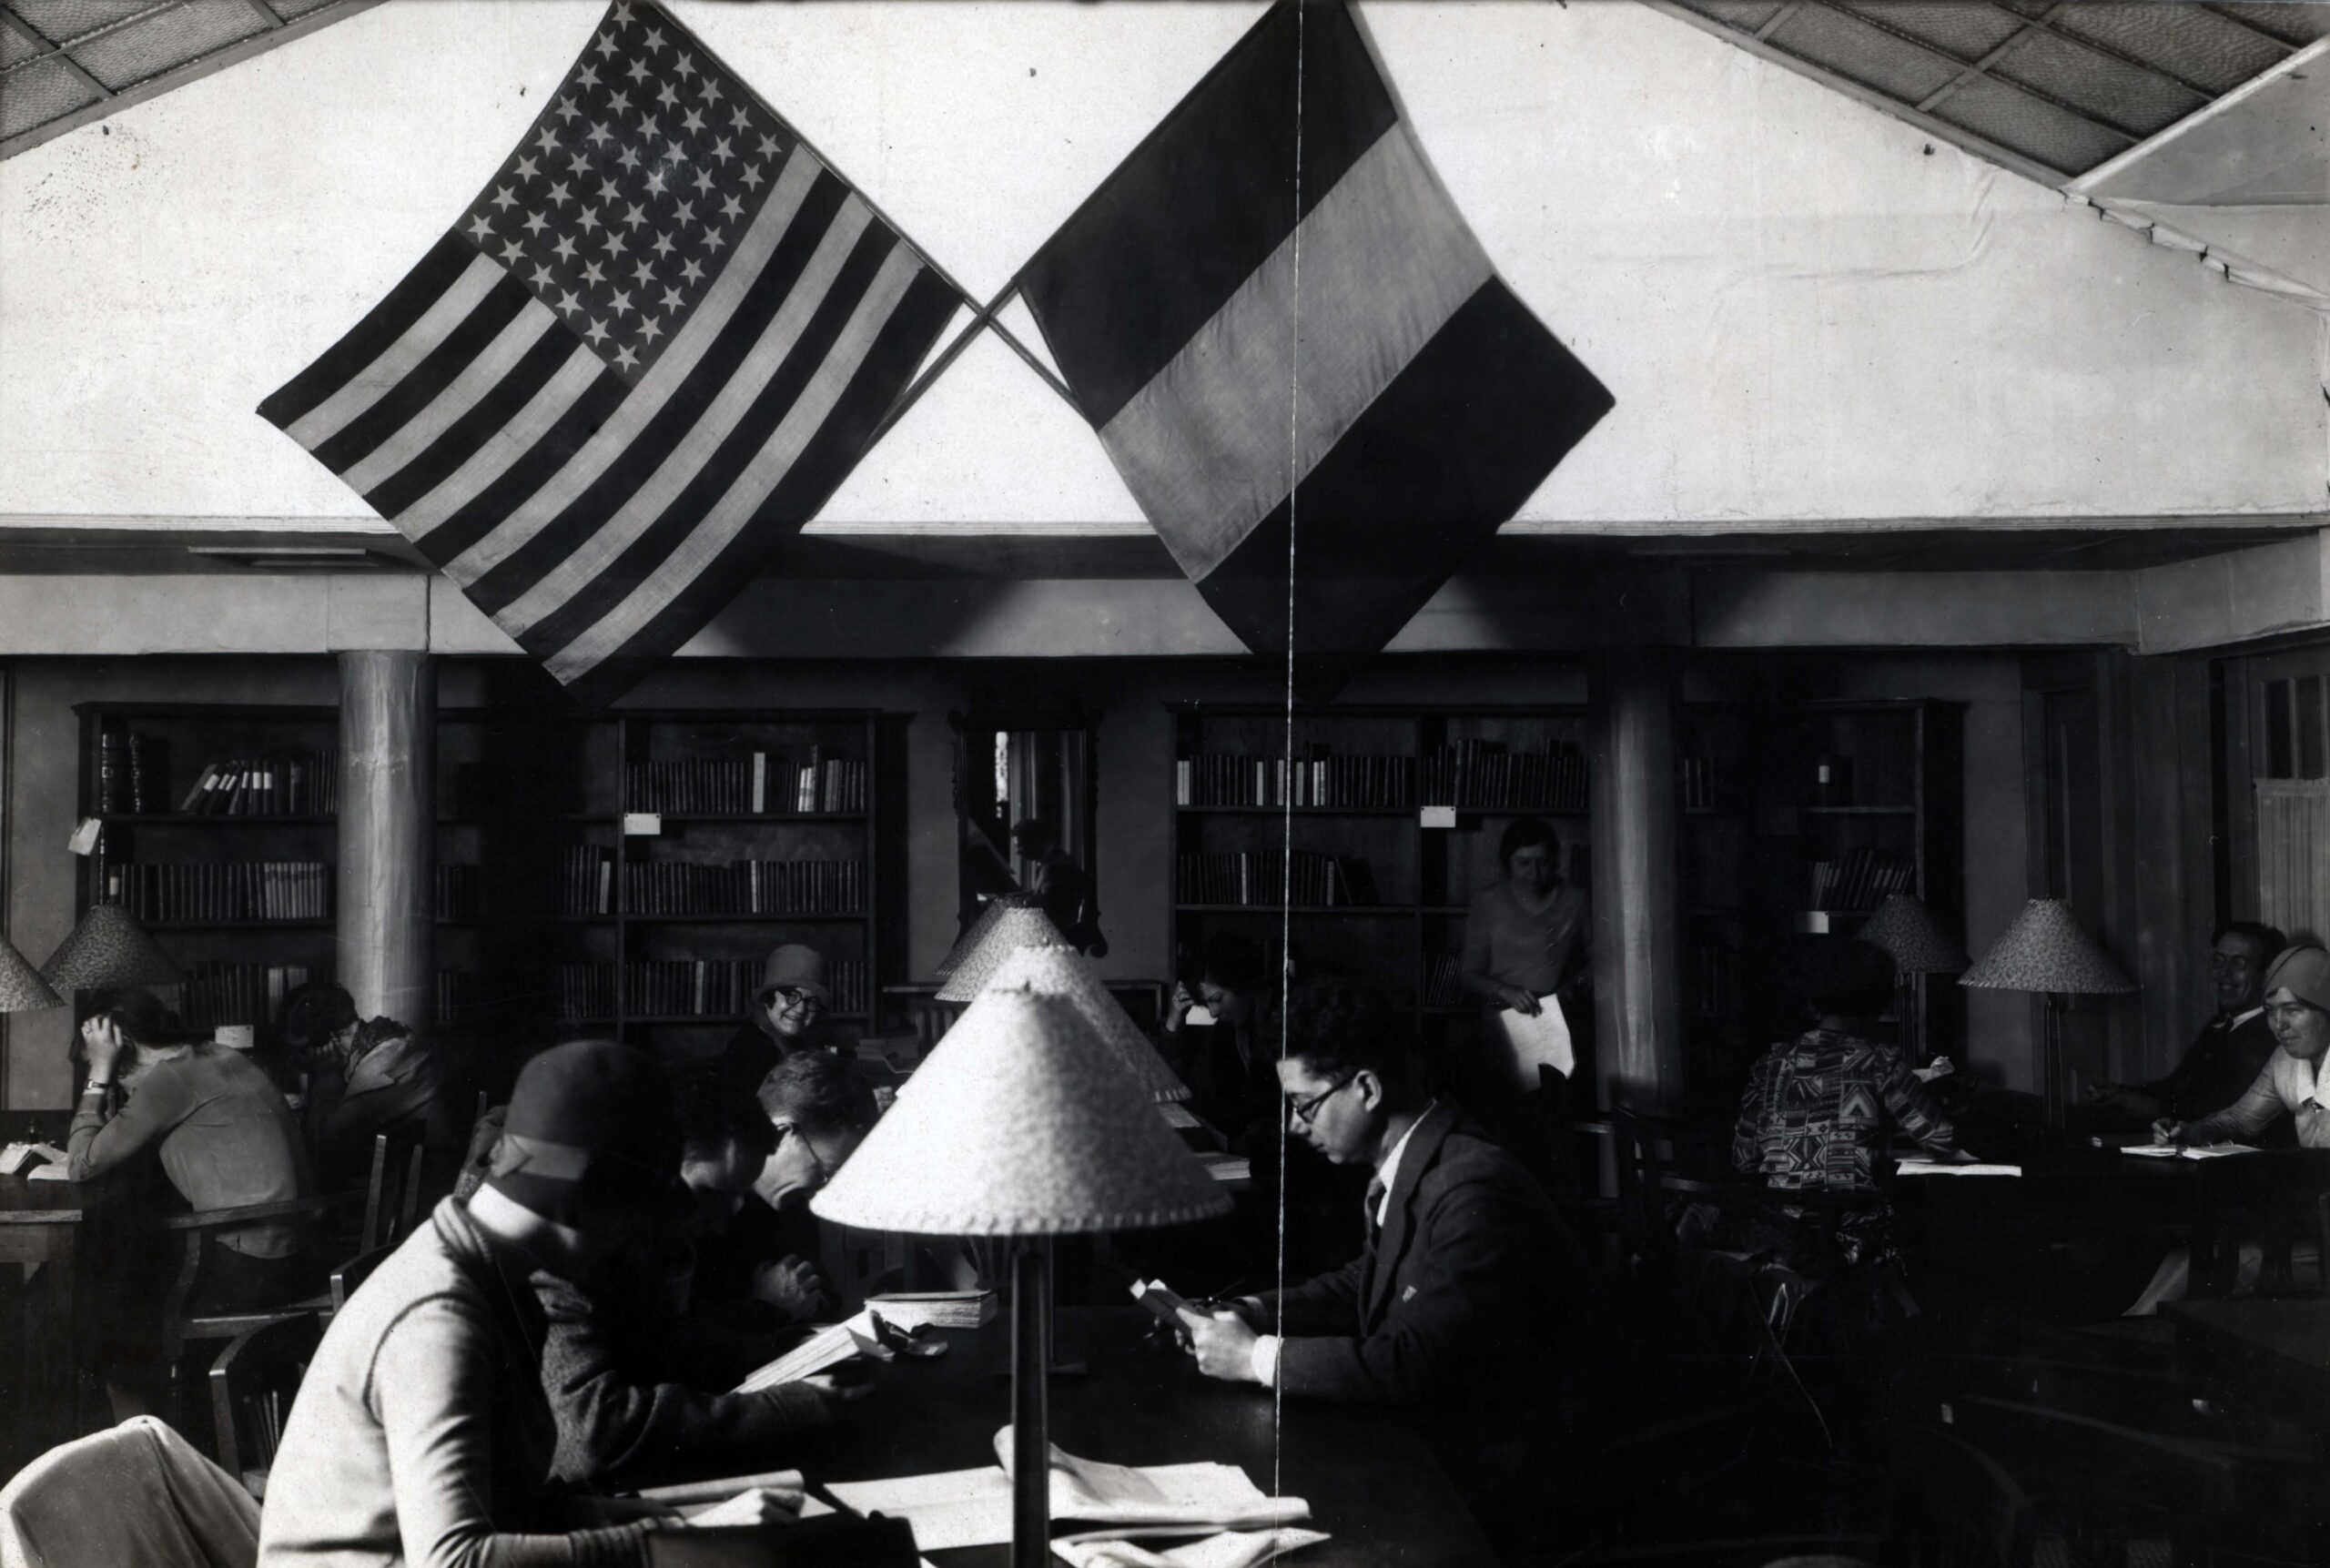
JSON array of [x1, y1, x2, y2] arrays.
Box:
[[1011, 1239, 1051, 1568], [2041, 991, 2065, 1131], [1895, 975, 1922, 1063]]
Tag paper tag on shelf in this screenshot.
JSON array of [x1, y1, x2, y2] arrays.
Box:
[[1420, 805, 1457, 829], [67, 818, 102, 855], [623, 813, 662, 837]]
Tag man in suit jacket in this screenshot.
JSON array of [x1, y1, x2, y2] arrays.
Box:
[[1181, 984, 1609, 1549]]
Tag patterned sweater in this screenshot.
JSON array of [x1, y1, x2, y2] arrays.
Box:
[[1732, 1028, 1957, 1192]]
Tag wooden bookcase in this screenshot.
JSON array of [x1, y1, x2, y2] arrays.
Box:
[[1682, 697, 1964, 1101], [1167, 703, 1593, 1073], [78, 703, 893, 1074]]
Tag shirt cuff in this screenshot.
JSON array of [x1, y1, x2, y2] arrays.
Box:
[[1249, 1334, 1281, 1387]]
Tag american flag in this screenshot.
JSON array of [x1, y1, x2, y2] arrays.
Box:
[[260, 0, 965, 703]]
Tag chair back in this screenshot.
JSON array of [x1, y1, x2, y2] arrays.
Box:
[[208, 1314, 323, 1495], [1609, 1103, 1735, 1276], [329, 1244, 397, 1314], [1891, 1422, 2037, 1568], [2191, 1149, 2330, 1299], [360, 1131, 428, 1256]]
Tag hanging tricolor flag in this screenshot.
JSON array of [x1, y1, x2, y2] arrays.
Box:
[[260, 0, 965, 704], [1016, 0, 1614, 688]]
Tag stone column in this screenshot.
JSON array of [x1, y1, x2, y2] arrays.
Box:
[[1588, 644, 1687, 1111], [338, 652, 433, 1026]]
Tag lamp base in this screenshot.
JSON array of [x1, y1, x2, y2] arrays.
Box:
[[1011, 1242, 1051, 1568]]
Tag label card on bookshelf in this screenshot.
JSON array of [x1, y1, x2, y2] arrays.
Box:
[[1420, 806, 1456, 829], [68, 818, 101, 855], [623, 814, 663, 837]]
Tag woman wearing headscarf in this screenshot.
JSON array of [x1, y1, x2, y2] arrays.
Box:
[[2155, 946, 2330, 1149]]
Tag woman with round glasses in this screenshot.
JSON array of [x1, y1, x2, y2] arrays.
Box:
[[722, 943, 834, 1102]]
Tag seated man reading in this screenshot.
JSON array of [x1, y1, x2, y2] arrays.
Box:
[[1180, 983, 1609, 1553], [537, 1073, 863, 1490]]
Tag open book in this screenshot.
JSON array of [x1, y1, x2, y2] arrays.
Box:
[[2120, 1143, 2260, 1160], [1893, 1158, 2022, 1177], [800, 1431, 1310, 1553], [730, 1310, 886, 1393], [0, 1142, 66, 1178]]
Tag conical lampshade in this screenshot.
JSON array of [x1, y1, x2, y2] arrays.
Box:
[[981, 945, 1190, 1104], [1960, 898, 2134, 995], [813, 987, 1231, 1236], [935, 894, 1030, 981], [42, 904, 183, 991], [0, 936, 63, 1012], [936, 902, 1069, 1003], [1859, 895, 1970, 976]]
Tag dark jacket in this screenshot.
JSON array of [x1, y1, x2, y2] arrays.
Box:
[[535, 1271, 831, 1489], [2145, 1010, 2286, 1134], [1167, 1015, 1281, 1150], [1259, 1102, 1606, 1411]]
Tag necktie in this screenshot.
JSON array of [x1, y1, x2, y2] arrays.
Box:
[[1364, 1177, 1387, 1239]]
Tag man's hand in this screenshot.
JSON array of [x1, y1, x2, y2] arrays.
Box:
[[1179, 1307, 1260, 1383], [752, 1254, 830, 1321], [79, 1017, 125, 1081], [795, 1371, 871, 1408]]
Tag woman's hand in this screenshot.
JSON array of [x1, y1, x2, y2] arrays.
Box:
[[2152, 1118, 2186, 1147], [79, 1017, 126, 1082], [1497, 986, 1541, 1017], [1163, 982, 1197, 1035]]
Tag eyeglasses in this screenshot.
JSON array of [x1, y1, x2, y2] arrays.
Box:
[[1286, 1074, 1355, 1127], [779, 1123, 832, 1187], [769, 987, 822, 1014]]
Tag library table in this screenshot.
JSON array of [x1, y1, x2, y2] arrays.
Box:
[[2166, 1299, 2330, 1437], [806, 1306, 1501, 1566], [0, 1166, 121, 1432]]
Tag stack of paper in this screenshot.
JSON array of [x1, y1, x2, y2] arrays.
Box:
[[866, 1290, 997, 1330], [1197, 1153, 1250, 1184], [2120, 1143, 2260, 1160], [797, 1432, 1311, 1553], [1893, 1158, 2022, 1177], [1488, 996, 1573, 1092]]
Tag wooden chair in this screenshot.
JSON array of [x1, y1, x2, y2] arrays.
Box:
[[158, 1198, 332, 1367], [329, 1243, 395, 1314], [208, 1312, 322, 1497], [359, 1131, 429, 1256]]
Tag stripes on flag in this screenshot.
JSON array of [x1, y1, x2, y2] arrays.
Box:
[[1018, 0, 1614, 683], [258, 0, 963, 703]]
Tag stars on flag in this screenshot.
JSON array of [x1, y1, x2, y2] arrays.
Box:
[[459, 0, 803, 385]]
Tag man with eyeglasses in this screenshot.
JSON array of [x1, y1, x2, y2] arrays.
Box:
[[1179, 983, 1610, 1556], [2084, 922, 2287, 1138]]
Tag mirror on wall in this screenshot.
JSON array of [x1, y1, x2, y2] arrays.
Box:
[[951, 691, 1103, 957]]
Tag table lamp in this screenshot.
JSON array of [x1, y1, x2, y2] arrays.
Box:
[[41, 902, 182, 992], [0, 935, 63, 1013], [978, 946, 1190, 1106], [935, 901, 1069, 1004], [813, 986, 1230, 1568], [1959, 896, 2133, 1128], [937, 892, 1040, 981], [1857, 893, 1969, 1062]]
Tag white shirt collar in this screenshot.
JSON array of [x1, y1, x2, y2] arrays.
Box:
[[2227, 1005, 2265, 1028], [1373, 1102, 1435, 1225]]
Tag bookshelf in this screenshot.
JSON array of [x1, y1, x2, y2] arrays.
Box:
[[79, 703, 893, 1072], [1682, 697, 1964, 1098], [1168, 703, 1593, 1075]]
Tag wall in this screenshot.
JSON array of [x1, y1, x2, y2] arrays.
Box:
[[4, 647, 2044, 1108], [2, 1, 2322, 531]]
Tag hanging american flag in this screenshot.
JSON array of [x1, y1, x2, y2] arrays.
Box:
[[260, 0, 965, 703]]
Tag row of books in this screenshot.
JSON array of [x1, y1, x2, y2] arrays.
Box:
[[436, 865, 488, 923], [1680, 756, 1737, 812], [96, 732, 168, 814], [1176, 850, 1381, 907], [623, 753, 866, 814], [1423, 952, 1467, 1008], [1803, 849, 1914, 914], [436, 970, 486, 1029], [1174, 754, 1418, 809], [176, 754, 339, 815], [167, 963, 318, 1030], [1419, 740, 1588, 811], [623, 859, 866, 916], [559, 845, 616, 916], [115, 862, 332, 923], [551, 958, 869, 1020]]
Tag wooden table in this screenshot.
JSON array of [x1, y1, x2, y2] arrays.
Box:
[[810, 1307, 1501, 1567], [2166, 1298, 2330, 1435], [0, 1166, 120, 1446]]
